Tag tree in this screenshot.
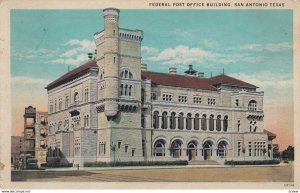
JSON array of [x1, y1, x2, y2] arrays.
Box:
[[282, 146, 294, 161], [273, 145, 280, 159], [110, 143, 117, 166]]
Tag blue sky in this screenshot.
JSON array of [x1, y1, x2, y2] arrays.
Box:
[[11, 9, 293, 149]]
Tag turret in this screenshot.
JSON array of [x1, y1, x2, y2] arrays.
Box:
[[103, 8, 120, 117]]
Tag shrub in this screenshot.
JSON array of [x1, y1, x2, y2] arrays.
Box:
[[42, 162, 73, 168], [224, 160, 280, 165], [84, 160, 188, 167]]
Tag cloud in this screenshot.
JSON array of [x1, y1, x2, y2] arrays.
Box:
[[228, 71, 293, 90], [50, 39, 96, 66], [12, 76, 50, 85], [12, 48, 60, 60], [51, 54, 88, 66], [202, 40, 218, 48], [144, 45, 214, 65], [141, 46, 158, 55], [143, 45, 270, 66], [240, 42, 292, 52]]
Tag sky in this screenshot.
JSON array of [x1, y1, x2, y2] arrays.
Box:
[[11, 9, 293, 150]]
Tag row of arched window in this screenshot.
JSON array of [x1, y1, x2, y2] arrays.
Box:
[[153, 139, 228, 158], [120, 84, 133, 96], [153, 111, 228, 132]]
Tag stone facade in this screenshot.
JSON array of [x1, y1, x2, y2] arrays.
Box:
[[46, 8, 275, 166]]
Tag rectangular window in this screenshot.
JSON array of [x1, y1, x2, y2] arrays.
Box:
[[237, 142, 241, 157], [193, 96, 201, 104], [178, 95, 187, 103], [248, 142, 252, 156], [99, 142, 106, 156], [84, 88, 89, 103], [235, 99, 239, 107], [132, 149, 135, 156], [208, 98, 216, 105], [118, 141, 121, 149], [125, 145, 128, 153], [162, 94, 172, 102], [151, 92, 157, 100], [65, 96, 69, 109]]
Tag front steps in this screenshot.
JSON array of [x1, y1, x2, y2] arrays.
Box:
[[188, 160, 220, 165]]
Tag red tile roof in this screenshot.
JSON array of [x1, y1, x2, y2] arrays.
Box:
[[142, 71, 218, 91], [141, 71, 257, 90], [264, 129, 277, 137], [46, 60, 97, 90], [210, 74, 258, 88]]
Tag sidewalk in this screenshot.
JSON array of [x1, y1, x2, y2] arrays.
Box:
[[43, 162, 290, 171]]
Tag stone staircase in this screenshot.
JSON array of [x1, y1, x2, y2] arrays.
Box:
[[188, 160, 220, 165]]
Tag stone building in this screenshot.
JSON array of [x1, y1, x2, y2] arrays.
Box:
[[45, 8, 276, 166], [11, 136, 24, 169], [35, 111, 49, 167]]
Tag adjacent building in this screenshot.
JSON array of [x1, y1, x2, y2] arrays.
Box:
[[35, 111, 49, 167], [45, 8, 276, 166], [11, 136, 24, 169]]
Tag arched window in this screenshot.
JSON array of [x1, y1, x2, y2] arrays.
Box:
[[216, 115, 221, 131], [153, 111, 159, 129], [170, 112, 176, 129], [171, 140, 182, 158], [129, 85, 132, 96], [194, 114, 200, 130], [217, 141, 228, 158], [124, 85, 128, 96], [120, 69, 133, 79], [203, 140, 213, 160], [186, 113, 192, 130], [154, 140, 165, 156], [162, 112, 168, 129], [99, 71, 104, 81], [178, 112, 184, 130], [59, 99, 62, 111], [223, 115, 228, 132], [202, 114, 207, 130], [141, 114, 145, 128], [248, 100, 257, 111], [209, 114, 214, 131], [120, 84, 123, 95], [74, 92, 79, 104]]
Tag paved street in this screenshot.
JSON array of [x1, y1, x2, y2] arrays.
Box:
[[11, 164, 293, 182]]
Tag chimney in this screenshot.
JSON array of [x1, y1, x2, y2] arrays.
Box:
[[141, 64, 147, 71], [169, 67, 177, 74], [88, 53, 93, 60], [198, 72, 204, 78]]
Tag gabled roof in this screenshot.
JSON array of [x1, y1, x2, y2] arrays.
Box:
[[264, 129, 277, 138], [142, 71, 218, 91], [46, 60, 97, 90], [210, 74, 258, 88], [141, 71, 257, 91]]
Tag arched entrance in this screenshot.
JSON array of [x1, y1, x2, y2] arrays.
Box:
[[217, 141, 228, 158], [171, 140, 182, 158], [187, 141, 197, 161], [203, 141, 213, 160]]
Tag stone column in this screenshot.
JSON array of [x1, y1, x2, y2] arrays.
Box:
[[183, 117, 186, 130], [221, 119, 223, 132], [191, 118, 194, 130], [207, 119, 209, 131], [167, 116, 170, 130], [199, 118, 202, 130], [214, 119, 216, 131]]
